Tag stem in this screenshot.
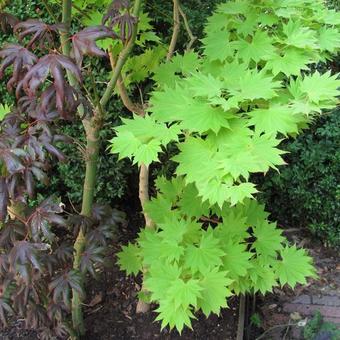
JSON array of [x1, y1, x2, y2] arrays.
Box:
[[70, 0, 143, 332], [178, 4, 196, 51], [61, 0, 72, 57], [41, 0, 58, 23], [167, 0, 180, 61], [138, 164, 153, 228], [236, 294, 246, 340]]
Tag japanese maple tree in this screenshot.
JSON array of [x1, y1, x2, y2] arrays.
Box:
[[112, 0, 340, 333]]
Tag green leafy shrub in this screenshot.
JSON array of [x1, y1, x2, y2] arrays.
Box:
[[303, 310, 340, 340], [112, 0, 340, 333], [258, 109, 340, 247]]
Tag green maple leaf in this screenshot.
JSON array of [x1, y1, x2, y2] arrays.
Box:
[[247, 105, 302, 135], [222, 242, 253, 278], [216, 210, 249, 243], [155, 302, 195, 333], [185, 72, 223, 99], [158, 217, 187, 243], [117, 243, 142, 276], [234, 199, 269, 226], [151, 86, 231, 133], [217, 132, 286, 179], [144, 262, 181, 301], [198, 268, 233, 316], [299, 71, 340, 104], [174, 137, 220, 185], [178, 183, 210, 218], [184, 232, 225, 274], [166, 278, 203, 309], [0, 104, 10, 121], [153, 52, 200, 88], [144, 195, 173, 224], [133, 139, 162, 166], [236, 31, 276, 63], [202, 30, 238, 62], [318, 27, 340, 52], [110, 115, 179, 166], [265, 48, 312, 76], [274, 246, 316, 288], [249, 262, 278, 294], [196, 179, 234, 208], [109, 131, 141, 161], [155, 176, 184, 204], [281, 20, 318, 49], [228, 70, 281, 102], [226, 183, 258, 206], [138, 229, 164, 266], [159, 240, 185, 263], [252, 221, 284, 258], [218, 0, 249, 15]]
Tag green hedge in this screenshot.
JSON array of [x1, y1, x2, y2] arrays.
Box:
[[258, 109, 340, 247]]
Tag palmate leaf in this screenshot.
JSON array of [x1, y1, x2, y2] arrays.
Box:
[[71, 26, 117, 66], [222, 241, 253, 278], [298, 71, 340, 105], [150, 85, 232, 134], [49, 270, 83, 308], [274, 246, 316, 288], [184, 232, 224, 274], [155, 301, 195, 334], [0, 44, 37, 90], [201, 30, 238, 62], [110, 115, 180, 166], [265, 48, 312, 76], [252, 221, 284, 258], [166, 278, 202, 309], [117, 243, 142, 276], [318, 27, 340, 52], [198, 268, 233, 317], [247, 105, 303, 135], [14, 20, 65, 49], [281, 20, 318, 49], [153, 51, 200, 88], [236, 31, 276, 64], [249, 261, 278, 294], [227, 69, 281, 103], [144, 262, 181, 302]]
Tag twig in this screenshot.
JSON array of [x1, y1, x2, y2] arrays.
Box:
[[178, 4, 196, 51], [167, 0, 180, 60], [41, 0, 58, 23], [200, 216, 220, 224], [108, 50, 145, 117], [237, 295, 246, 340], [255, 323, 298, 340], [72, 3, 92, 20]]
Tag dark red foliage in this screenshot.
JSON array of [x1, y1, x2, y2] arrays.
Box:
[[0, 13, 125, 338], [14, 19, 65, 49], [0, 44, 37, 90], [71, 26, 118, 66], [0, 12, 19, 33]]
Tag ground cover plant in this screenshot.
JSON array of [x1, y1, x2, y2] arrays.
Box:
[[111, 0, 340, 333]]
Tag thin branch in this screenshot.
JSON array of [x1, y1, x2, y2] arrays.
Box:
[[178, 4, 196, 51], [99, 0, 143, 109], [108, 50, 145, 116], [167, 0, 180, 61], [255, 323, 299, 340], [236, 295, 246, 340], [72, 3, 92, 20], [41, 0, 58, 23]]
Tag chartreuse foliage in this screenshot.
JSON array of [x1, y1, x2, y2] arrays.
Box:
[[112, 0, 340, 333]]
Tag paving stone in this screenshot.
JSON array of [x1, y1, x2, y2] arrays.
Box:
[[293, 294, 312, 304], [283, 303, 340, 319], [312, 295, 340, 307]]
